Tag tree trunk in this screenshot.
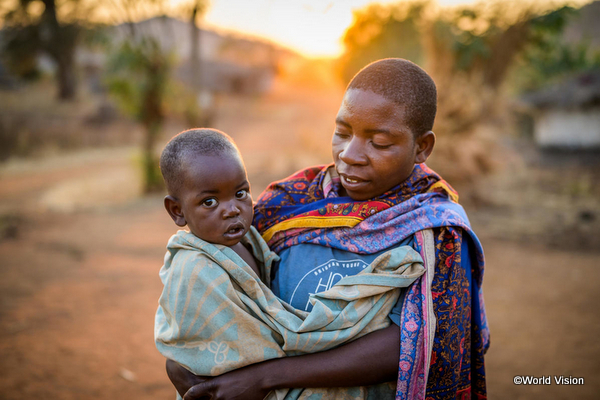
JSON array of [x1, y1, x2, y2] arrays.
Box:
[[56, 52, 77, 100], [41, 0, 78, 101], [142, 121, 162, 193], [190, 4, 201, 90], [141, 62, 165, 193]]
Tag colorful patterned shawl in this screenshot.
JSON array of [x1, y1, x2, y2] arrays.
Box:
[[254, 163, 489, 400]]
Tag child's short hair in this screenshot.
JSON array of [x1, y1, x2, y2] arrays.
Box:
[[160, 128, 239, 196], [347, 58, 437, 136]]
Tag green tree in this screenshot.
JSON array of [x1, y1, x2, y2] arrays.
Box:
[[103, 0, 210, 193], [339, 2, 427, 83], [1, 0, 89, 100], [338, 1, 583, 182], [510, 6, 600, 92], [106, 37, 174, 193]]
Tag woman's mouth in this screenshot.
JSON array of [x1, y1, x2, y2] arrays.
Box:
[[341, 174, 368, 187]]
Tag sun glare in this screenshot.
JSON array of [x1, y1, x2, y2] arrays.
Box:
[[172, 0, 591, 58], [204, 0, 404, 58], [200, 0, 518, 58]]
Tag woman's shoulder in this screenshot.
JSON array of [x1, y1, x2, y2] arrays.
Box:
[[279, 165, 328, 183], [254, 165, 332, 224], [257, 165, 328, 199]]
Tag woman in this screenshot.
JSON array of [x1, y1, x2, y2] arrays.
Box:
[[166, 58, 489, 400]]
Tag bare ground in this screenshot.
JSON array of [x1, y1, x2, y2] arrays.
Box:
[[0, 79, 599, 399]]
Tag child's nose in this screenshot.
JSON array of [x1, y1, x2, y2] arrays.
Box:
[[339, 137, 368, 165], [222, 202, 241, 218]]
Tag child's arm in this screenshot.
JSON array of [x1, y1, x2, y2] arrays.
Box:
[[172, 324, 400, 400]]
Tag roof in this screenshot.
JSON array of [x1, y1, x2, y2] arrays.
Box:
[[521, 70, 600, 110]]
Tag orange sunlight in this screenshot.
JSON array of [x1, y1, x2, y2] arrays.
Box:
[[198, 0, 589, 58], [2, 0, 591, 57], [200, 0, 483, 58], [205, 0, 347, 58], [201, 0, 362, 58]]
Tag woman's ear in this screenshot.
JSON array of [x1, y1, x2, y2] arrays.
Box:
[[414, 131, 436, 164], [164, 195, 187, 227]]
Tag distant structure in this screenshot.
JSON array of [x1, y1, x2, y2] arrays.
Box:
[[563, 0, 600, 52], [520, 70, 600, 148], [516, 0, 600, 149], [76, 16, 300, 96]]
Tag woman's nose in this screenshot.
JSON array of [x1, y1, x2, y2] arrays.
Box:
[[339, 137, 368, 165], [222, 202, 241, 218]]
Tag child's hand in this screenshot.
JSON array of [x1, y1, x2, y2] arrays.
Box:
[[165, 359, 207, 397]]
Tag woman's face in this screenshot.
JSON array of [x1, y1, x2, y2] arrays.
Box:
[[332, 88, 431, 200]]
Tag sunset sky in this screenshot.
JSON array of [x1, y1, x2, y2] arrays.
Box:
[[0, 0, 588, 58], [201, 0, 484, 58]]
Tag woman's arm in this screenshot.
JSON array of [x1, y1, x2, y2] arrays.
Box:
[[265, 324, 400, 388], [166, 359, 206, 398], [172, 324, 400, 400]]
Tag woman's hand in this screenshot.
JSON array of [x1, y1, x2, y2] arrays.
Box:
[[183, 363, 271, 400], [181, 324, 400, 399], [166, 359, 208, 398]]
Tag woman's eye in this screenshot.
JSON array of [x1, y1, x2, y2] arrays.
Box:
[[236, 190, 248, 199], [334, 131, 350, 139], [372, 142, 392, 149], [202, 198, 217, 207]]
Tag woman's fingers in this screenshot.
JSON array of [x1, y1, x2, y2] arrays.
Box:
[[183, 380, 214, 400]]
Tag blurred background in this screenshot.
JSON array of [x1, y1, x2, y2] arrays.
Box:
[[0, 0, 599, 398]]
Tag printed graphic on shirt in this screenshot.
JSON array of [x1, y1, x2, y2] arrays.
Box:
[[289, 258, 369, 311]]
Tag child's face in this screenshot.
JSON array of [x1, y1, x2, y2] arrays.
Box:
[[332, 88, 431, 200], [172, 152, 253, 246]]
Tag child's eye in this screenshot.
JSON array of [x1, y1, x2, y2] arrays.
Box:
[[201, 198, 218, 208], [236, 190, 248, 199], [334, 131, 350, 139]]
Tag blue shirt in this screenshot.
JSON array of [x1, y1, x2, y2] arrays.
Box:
[[271, 237, 414, 324]]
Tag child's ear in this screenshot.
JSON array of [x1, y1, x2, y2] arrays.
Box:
[[414, 131, 435, 164], [164, 195, 187, 227]]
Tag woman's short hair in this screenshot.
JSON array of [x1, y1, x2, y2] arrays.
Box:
[[347, 58, 437, 136]]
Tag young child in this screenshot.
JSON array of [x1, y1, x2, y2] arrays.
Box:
[[160, 128, 263, 279], [155, 128, 424, 400]]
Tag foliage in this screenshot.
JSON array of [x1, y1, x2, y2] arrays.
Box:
[[425, 2, 534, 90], [103, 0, 210, 193], [339, 2, 427, 83], [510, 6, 600, 92], [340, 1, 598, 99], [338, 0, 597, 184], [0, 0, 91, 100], [106, 37, 175, 192], [106, 39, 166, 119], [1, 22, 42, 80]]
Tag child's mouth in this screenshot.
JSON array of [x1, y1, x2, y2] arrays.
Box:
[[224, 223, 246, 240]]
